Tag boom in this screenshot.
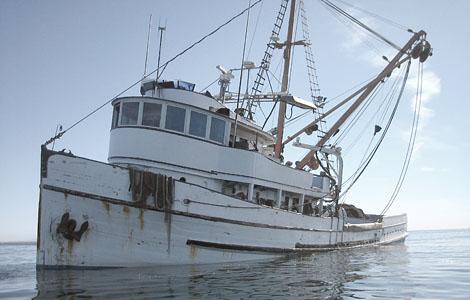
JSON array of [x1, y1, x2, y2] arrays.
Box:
[[296, 30, 430, 170]]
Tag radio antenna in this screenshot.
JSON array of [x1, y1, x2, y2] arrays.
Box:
[[143, 14, 152, 78], [156, 20, 167, 80]]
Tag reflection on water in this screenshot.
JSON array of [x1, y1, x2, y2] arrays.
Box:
[[34, 244, 409, 299], [2, 230, 470, 299]]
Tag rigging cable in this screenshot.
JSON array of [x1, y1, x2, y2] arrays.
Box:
[[43, 0, 262, 146], [330, 0, 410, 32], [282, 74, 379, 130], [267, 69, 282, 85], [319, 0, 402, 51], [340, 63, 408, 203], [261, 71, 278, 129], [284, 110, 310, 128], [198, 77, 219, 92], [341, 64, 406, 154], [333, 82, 384, 145], [233, 0, 253, 145], [339, 59, 411, 199], [380, 62, 423, 215], [320, 1, 384, 59], [246, 0, 264, 58], [158, 0, 261, 79]]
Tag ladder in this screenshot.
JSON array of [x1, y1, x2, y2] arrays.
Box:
[[300, 0, 327, 136], [247, 0, 290, 117]]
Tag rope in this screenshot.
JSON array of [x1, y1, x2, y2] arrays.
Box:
[[333, 82, 384, 145], [262, 72, 278, 129], [284, 110, 310, 128], [341, 64, 406, 153], [158, 0, 261, 79], [320, 0, 401, 51], [280, 75, 378, 131], [43, 0, 262, 146], [198, 77, 219, 93], [339, 63, 408, 202], [320, 1, 384, 59], [340, 63, 407, 188], [339, 59, 411, 200], [247, 0, 264, 58], [380, 62, 423, 215], [331, 0, 410, 32], [233, 0, 253, 145]]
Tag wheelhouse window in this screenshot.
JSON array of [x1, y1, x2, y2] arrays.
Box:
[[189, 111, 207, 138], [142, 102, 162, 127], [111, 103, 120, 129], [121, 102, 139, 125], [210, 117, 226, 144], [165, 105, 186, 132], [177, 80, 195, 91]]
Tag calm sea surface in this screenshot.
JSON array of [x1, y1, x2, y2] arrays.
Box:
[[0, 230, 469, 299]]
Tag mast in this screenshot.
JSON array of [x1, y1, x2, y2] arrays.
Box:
[[274, 0, 296, 159]]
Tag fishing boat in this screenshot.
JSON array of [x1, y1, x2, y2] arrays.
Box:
[[36, 0, 431, 268]]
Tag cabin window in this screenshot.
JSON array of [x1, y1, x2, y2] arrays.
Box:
[[209, 117, 226, 143], [165, 105, 186, 132], [111, 103, 120, 129], [121, 102, 139, 125], [142, 103, 162, 127], [189, 111, 207, 138]]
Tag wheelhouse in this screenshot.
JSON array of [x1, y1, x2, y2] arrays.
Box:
[[108, 80, 331, 217], [112, 97, 231, 145]]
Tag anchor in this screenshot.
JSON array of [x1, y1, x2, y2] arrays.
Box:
[[56, 212, 89, 241]]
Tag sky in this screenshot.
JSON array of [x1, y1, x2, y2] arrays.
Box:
[[0, 0, 469, 241]]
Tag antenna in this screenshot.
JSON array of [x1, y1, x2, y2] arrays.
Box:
[[156, 20, 167, 80], [51, 124, 62, 150], [143, 14, 152, 78]]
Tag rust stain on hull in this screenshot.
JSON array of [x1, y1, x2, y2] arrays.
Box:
[[189, 244, 198, 259], [102, 201, 110, 215], [122, 206, 130, 216], [139, 209, 144, 230], [67, 239, 73, 255]]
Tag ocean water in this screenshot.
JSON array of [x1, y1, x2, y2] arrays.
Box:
[[0, 230, 469, 299]]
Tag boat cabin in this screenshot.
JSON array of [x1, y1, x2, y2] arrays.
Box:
[[108, 79, 332, 216]]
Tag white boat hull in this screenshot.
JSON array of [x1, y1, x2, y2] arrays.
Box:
[[36, 150, 407, 268]]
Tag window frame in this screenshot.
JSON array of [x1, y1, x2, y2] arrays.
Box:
[[111, 102, 121, 129], [188, 110, 208, 138], [120, 101, 140, 126], [209, 116, 226, 144], [164, 104, 187, 133], [141, 101, 163, 128], [111, 98, 236, 146]]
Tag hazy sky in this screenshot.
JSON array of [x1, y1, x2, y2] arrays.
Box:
[[0, 0, 469, 241]]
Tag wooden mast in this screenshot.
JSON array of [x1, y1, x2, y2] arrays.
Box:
[[274, 0, 297, 159], [295, 30, 427, 170]]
